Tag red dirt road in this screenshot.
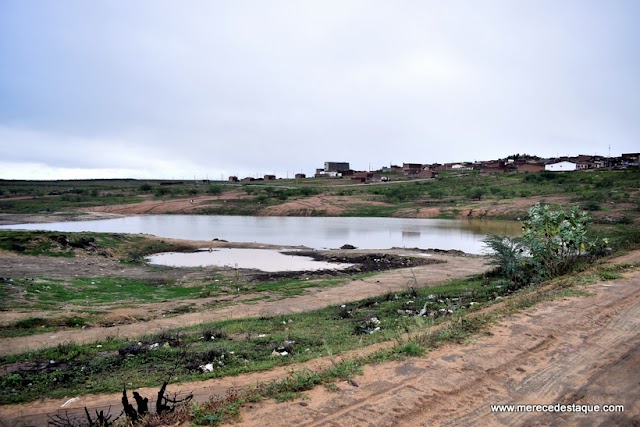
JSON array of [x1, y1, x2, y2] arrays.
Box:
[[238, 257, 640, 426]]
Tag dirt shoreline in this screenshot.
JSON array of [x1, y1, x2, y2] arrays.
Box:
[[0, 212, 127, 226]]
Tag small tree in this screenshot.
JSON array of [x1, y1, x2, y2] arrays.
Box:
[[467, 187, 485, 201], [206, 185, 223, 195], [139, 183, 153, 192]]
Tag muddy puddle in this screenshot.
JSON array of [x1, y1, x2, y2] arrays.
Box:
[[146, 248, 353, 272]]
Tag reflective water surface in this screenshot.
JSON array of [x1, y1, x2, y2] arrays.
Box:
[[0, 215, 521, 254], [146, 248, 353, 271]]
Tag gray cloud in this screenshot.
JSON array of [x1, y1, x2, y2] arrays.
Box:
[[1, 0, 638, 179]]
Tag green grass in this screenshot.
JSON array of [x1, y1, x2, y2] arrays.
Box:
[[251, 274, 374, 297], [0, 195, 144, 214], [0, 273, 515, 404], [2, 170, 638, 219], [357, 169, 640, 207], [0, 230, 198, 263], [0, 316, 93, 338], [342, 204, 401, 217], [12, 277, 221, 309]]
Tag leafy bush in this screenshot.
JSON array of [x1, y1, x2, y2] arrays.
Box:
[[206, 185, 223, 195], [139, 183, 153, 192], [483, 235, 529, 285], [429, 188, 446, 199], [154, 187, 171, 197], [466, 187, 485, 200], [485, 203, 606, 286], [582, 200, 602, 211]]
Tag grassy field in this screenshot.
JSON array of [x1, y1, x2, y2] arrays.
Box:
[[0, 274, 552, 403], [1, 170, 638, 219], [1, 261, 631, 405]]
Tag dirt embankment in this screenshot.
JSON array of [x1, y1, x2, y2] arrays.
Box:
[[260, 195, 390, 216], [86, 192, 250, 215]]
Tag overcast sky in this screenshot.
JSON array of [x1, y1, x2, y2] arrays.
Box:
[[1, 1, 638, 180]]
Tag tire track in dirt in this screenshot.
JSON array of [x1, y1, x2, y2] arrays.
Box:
[[236, 262, 640, 427]]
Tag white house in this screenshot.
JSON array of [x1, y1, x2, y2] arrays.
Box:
[[545, 161, 578, 172]]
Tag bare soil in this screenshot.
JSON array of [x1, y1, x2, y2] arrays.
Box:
[[2, 252, 639, 426], [260, 195, 390, 216], [86, 193, 251, 215], [404, 195, 576, 219]]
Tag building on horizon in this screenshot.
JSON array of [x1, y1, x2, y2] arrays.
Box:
[[324, 162, 350, 173]]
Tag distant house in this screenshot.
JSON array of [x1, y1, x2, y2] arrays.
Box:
[[380, 165, 402, 173], [517, 163, 545, 173], [417, 170, 437, 179], [324, 162, 350, 173], [264, 174, 276, 180], [545, 161, 578, 172], [295, 173, 306, 179], [370, 175, 389, 182], [575, 162, 591, 170], [352, 171, 374, 183], [228, 176, 239, 182], [622, 153, 640, 166], [315, 170, 340, 178], [454, 163, 475, 170], [402, 163, 423, 175], [241, 177, 256, 182], [481, 161, 506, 174]]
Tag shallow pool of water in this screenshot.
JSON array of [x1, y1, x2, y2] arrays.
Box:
[[146, 248, 353, 271], [0, 215, 522, 254]]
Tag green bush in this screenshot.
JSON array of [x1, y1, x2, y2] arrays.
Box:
[[428, 188, 446, 199], [466, 188, 485, 201], [485, 203, 605, 286], [206, 185, 224, 195], [139, 183, 152, 192], [582, 200, 602, 211], [154, 187, 171, 197]]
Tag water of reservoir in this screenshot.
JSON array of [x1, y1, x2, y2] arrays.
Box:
[[0, 215, 521, 254], [147, 248, 353, 271]]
